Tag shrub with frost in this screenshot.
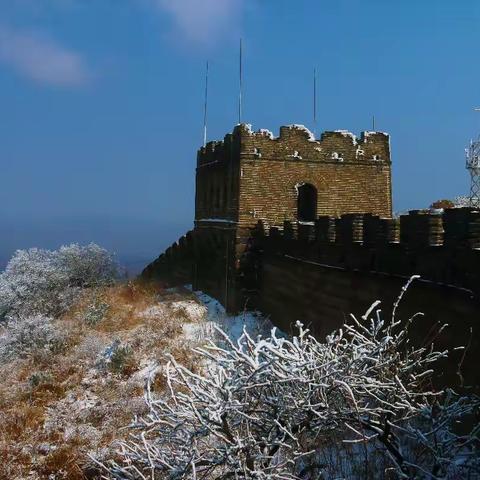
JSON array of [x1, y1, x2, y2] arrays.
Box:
[[95, 278, 480, 479], [0, 315, 66, 360], [57, 243, 120, 288], [0, 243, 119, 320]]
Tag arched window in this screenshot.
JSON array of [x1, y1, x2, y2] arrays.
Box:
[[297, 183, 317, 222]]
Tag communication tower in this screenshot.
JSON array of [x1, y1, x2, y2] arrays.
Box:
[[466, 108, 480, 208]]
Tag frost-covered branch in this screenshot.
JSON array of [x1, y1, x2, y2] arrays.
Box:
[[95, 278, 480, 479]]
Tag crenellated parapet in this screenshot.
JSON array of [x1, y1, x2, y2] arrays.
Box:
[[195, 123, 392, 225], [197, 134, 235, 167], [197, 123, 391, 167], [250, 208, 480, 296]]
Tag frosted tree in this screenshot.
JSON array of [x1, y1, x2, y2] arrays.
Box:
[[95, 277, 480, 479], [0, 243, 119, 320]]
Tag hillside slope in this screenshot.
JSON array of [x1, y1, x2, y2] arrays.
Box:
[[0, 282, 268, 479]]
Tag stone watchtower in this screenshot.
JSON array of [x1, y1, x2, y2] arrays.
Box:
[[192, 123, 392, 309]]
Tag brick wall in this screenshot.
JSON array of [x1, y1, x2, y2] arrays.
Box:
[[255, 255, 479, 392]]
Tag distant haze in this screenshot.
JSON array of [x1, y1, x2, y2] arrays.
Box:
[[0, 216, 191, 276]]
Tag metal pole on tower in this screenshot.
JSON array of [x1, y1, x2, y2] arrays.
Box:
[[239, 38, 243, 125], [313, 68, 317, 137], [203, 60, 209, 148]]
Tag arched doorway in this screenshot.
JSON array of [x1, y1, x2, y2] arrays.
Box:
[[297, 183, 317, 222]]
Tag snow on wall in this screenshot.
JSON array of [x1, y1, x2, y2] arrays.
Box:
[[334, 130, 357, 145], [285, 124, 316, 141], [257, 128, 275, 139]]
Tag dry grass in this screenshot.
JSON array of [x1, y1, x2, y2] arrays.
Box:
[[0, 281, 208, 479]]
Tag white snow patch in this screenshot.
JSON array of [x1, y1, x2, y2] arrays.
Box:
[[287, 150, 303, 160], [141, 305, 167, 319], [334, 130, 357, 145], [257, 128, 275, 139], [170, 300, 207, 323], [240, 123, 253, 133], [197, 218, 237, 224], [187, 288, 275, 342], [285, 124, 316, 141], [364, 131, 389, 137], [182, 321, 217, 342]]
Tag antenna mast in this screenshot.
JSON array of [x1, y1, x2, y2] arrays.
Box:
[[466, 108, 480, 208], [313, 68, 317, 136], [203, 60, 209, 147], [238, 38, 243, 124]]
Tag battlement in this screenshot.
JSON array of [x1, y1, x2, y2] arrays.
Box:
[[143, 206, 480, 322], [248, 207, 480, 295], [197, 123, 391, 167], [257, 208, 479, 249]]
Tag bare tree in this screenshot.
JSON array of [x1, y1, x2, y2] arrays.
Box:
[[94, 277, 480, 479]]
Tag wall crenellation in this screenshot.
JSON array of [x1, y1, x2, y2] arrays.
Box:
[[144, 207, 480, 300], [196, 123, 393, 229], [197, 124, 391, 167], [262, 208, 480, 250], [245, 207, 480, 296]]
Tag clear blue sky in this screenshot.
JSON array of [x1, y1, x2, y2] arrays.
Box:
[[1, 0, 479, 269]]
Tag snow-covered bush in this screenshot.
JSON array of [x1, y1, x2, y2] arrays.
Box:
[[83, 298, 110, 326], [0, 315, 66, 360], [56, 243, 119, 288], [96, 278, 480, 479], [0, 243, 119, 320]]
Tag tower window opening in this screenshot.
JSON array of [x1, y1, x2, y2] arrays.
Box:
[[297, 183, 317, 222]]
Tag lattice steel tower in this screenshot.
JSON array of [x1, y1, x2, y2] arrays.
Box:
[[466, 138, 480, 207], [466, 110, 480, 208], [465, 137, 480, 208]]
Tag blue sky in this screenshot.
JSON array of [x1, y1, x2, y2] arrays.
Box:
[[1, 0, 479, 268]]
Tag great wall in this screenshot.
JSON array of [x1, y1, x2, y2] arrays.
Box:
[[142, 123, 480, 390]]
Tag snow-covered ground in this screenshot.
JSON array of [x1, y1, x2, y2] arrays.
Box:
[[185, 286, 275, 342], [0, 281, 278, 479]]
